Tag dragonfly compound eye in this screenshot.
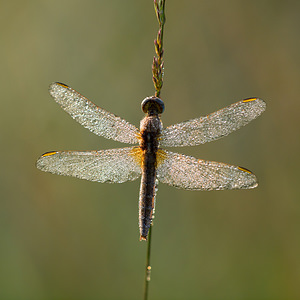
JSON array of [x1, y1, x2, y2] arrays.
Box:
[[141, 97, 165, 114]]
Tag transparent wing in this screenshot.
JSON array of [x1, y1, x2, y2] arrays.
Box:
[[49, 82, 140, 144], [157, 150, 258, 190], [160, 98, 266, 147], [36, 147, 141, 183]]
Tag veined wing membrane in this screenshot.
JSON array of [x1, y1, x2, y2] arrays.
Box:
[[36, 147, 142, 183], [160, 98, 266, 147], [157, 150, 258, 190], [49, 82, 140, 144]]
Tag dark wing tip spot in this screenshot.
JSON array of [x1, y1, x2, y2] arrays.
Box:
[[238, 166, 253, 174], [41, 151, 57, 157], [54, 82, 69, 88], [242, 97, 258, 103]]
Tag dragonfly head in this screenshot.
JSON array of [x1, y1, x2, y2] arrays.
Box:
[[141, 96, 165, 115]]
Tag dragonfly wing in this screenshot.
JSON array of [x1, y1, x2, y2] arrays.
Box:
[[160, 98, 266, 147], [157, 150, 258, 190], [49, 82, 140, 144], [36, 147, 141, 183]]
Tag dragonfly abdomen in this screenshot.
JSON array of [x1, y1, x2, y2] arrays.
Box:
[[138, 113, 162, 240], [139, 151, 157, 240]]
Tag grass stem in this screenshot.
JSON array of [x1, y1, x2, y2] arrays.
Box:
[[143, 225, 153, 300], [143, 2, 166, 299]]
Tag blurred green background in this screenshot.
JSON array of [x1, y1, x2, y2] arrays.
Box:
[[1, 1, 299, 299]]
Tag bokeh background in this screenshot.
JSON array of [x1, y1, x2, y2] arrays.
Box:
[[1, 1, 299, 299]]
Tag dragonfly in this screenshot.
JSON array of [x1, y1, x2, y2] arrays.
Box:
[[36, 82, 266, 240]]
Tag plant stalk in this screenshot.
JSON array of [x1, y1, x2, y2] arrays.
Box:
[[143, 225, 153, 300], [144, 1, 166, 299]]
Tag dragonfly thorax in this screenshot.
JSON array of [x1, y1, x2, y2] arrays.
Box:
[[141, 96, 165, 115], [139, 115, 162, 152]]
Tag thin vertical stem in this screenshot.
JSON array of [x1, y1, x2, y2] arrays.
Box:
[[143, 1, 166, 299], [143, 225, 152, 300]]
